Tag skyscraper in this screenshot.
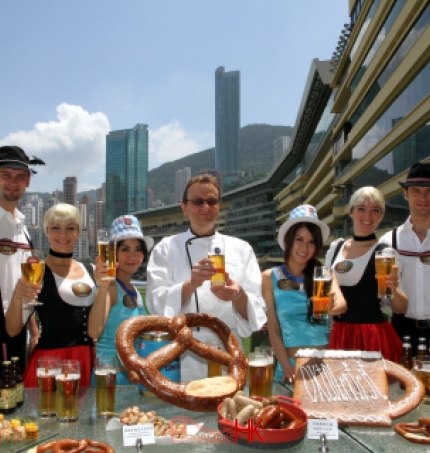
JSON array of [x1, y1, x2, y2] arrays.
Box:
[[215, 66, 240, 183], [174, 167, 191, 202], [106, 123, 149, 226], [63, 177, 77, 206]]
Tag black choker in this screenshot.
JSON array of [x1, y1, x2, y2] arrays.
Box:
[[49, 249, 73, 258], [353, 234, 377, 242]]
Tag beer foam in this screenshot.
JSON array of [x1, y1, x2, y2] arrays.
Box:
[[95, 369, 117, 375], [56, 373, 80, 381], [36, 367, 60, 377], [295, 349, 382, 359], [248, 357, 271, 367]]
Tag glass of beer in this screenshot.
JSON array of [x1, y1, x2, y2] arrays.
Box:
[[248, 352, 271, 398], [413, 356, 430, 404], [56, 360, 80, 422], [255, 346, 274, 397], [37, 357, 60, 417], [207, 340, 223, 377], [312, 267, 332, 319], [97, 229, 116, 281], [21, 249, 45, 307], [375, 248, 395, 298], [209, 238, 225, 286], [95, 357, 117, 418]]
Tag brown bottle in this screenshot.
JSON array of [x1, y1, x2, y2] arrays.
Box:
[[0, 361, 17, 414], [417, 337, 427, 358], [399, 336, 412, 390], [10, 357, 24, 407]]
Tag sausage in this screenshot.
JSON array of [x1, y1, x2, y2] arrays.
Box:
[[233, 394, 263, 409], [258, 406, 281, 429], [115, 314, 247, 412], [220, 398, 230, 419], [236, 404, 258, 426], [228, 397, 238, 420]]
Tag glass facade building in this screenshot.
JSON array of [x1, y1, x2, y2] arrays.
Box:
[[106, 124, 149, 226], [215, 66, 241, 183]]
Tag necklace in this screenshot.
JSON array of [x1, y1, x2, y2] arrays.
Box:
[[277, 265, 304, 291], [116, 278, 138, 309], [353, 233, 376, 242], [49, 249, 73, 258], [116, 278, 137, 297]]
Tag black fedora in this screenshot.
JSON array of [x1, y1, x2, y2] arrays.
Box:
[[0, 146, 45, 174], [399, 162, 430, 188]]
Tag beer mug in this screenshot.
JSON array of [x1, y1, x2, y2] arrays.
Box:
[[375, 248, 395, 298], [312, 267, 332, 319], [95, 357, 117, 418], [37, 357, 60, 417], [97, 229, 116, 281], [207, 340, 223, 378], [56, 360, 80, 422], [255, 346, 274, 397], [413, 356, 430, 405], [209, 238, 225, 286], [248, 352, 271, 398]]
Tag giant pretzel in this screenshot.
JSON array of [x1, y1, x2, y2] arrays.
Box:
[[116, 313, 247, 411]]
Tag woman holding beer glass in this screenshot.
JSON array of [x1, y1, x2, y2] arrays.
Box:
[[6, 203, 107, 387], [88, 215, 153, 385], [262, 205, 341, 383], [326, 186, 407, 362]]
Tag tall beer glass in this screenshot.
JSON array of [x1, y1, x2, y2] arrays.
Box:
[[255, 346, 274, 397], [209, 238, 225, 286], [95, 357, 117, 418], [248, 352, 271, 398], [313, 267, 331, 319], [97, 229, 116, 281], [413, 356, 430, 404], [207, 340, 223, 378], [375, 248, 395, 298], [21, 249, 45, 307], [37, 357, 60, 417], [56, 360, 80, 422]]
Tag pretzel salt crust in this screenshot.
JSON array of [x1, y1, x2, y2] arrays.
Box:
[[36, 439, 115, 453], [116, 313, 247, 411]]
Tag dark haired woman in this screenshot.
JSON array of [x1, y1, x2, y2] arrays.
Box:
[[88, 215, 153, 385], [262, 205, 345, 382]]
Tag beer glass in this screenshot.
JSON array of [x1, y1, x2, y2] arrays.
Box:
[[207, 340, 223, 378], [248, 352, 271, 398], [97, 229, 116, 281], [312, 267, 332, 319], [21, 249, 45, 307], [37, 357, 60, 417], [375, 248, 395, 298], [56, 360, 80, 422], [95, 357, 117, 418], [413, 356, 430, 404], [255, 346, 274, 397], [209, 238, 225, 286]]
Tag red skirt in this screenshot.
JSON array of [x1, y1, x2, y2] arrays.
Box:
[[24, 346, 95, 388], [329, 321, 402, 363]]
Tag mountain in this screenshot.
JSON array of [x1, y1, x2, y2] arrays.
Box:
[[148, 123, 293, 204]]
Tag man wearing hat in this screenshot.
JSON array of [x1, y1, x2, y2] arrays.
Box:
[[0, 145, 45, 370], [380, 162, 430, 355]]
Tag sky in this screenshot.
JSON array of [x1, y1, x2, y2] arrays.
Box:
[[0, 0, 348, 193]]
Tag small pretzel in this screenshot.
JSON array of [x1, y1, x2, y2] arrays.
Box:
[[394, 418, 430, 444], [36, 439, 114, 453], [116, 313, 247, 411]]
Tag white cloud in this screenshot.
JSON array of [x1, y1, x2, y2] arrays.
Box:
[[0, 103, 110, 192], [149, 121, 214, 169]]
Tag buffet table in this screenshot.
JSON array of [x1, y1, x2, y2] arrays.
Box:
[[0, 383, 378, 453]]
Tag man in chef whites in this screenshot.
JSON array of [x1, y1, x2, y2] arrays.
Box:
[[147, 174, 267, 381]]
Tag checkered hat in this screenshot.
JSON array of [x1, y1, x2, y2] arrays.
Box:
[[277, 204, 330, 250], [110, 215, 154, 251]]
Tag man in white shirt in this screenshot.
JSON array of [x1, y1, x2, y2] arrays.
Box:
[[0, 146, 44, 370], [147, 174, 267, 381], [380, 162, 430, 355]]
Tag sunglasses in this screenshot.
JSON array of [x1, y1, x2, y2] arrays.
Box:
[[0, 239, 31, 255], [185, 198, 219, 206]]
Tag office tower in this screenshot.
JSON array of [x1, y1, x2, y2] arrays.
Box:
[[215, 66, 240, 182], [79, 194, 91, 243], [63, 177, 77, 206], [274, 136, 291, 164], [175, 167, 191, 202], [106, 124, 149, 226], [93, 200, 106, 255], [96, 183, 106, 202]]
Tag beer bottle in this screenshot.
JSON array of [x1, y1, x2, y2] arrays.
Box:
[[10, 357, 24, 407], [399, 336, 412, 390], [0, 361, 17, 414], [418, 338, 427, 358]]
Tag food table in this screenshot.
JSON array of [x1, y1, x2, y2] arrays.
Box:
[[0, 383, 376, 452]]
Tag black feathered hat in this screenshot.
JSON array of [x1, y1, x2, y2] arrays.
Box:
[[0, 146, 45, 174]]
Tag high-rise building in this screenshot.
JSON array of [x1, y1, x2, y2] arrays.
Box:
[[274, 136, 291, 164], [93, 200, 106, 256], [215, 66, 240, 183], [63, 177, 77, 206], [106, 124, 149, 226], [174, 167, 191, 202]]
